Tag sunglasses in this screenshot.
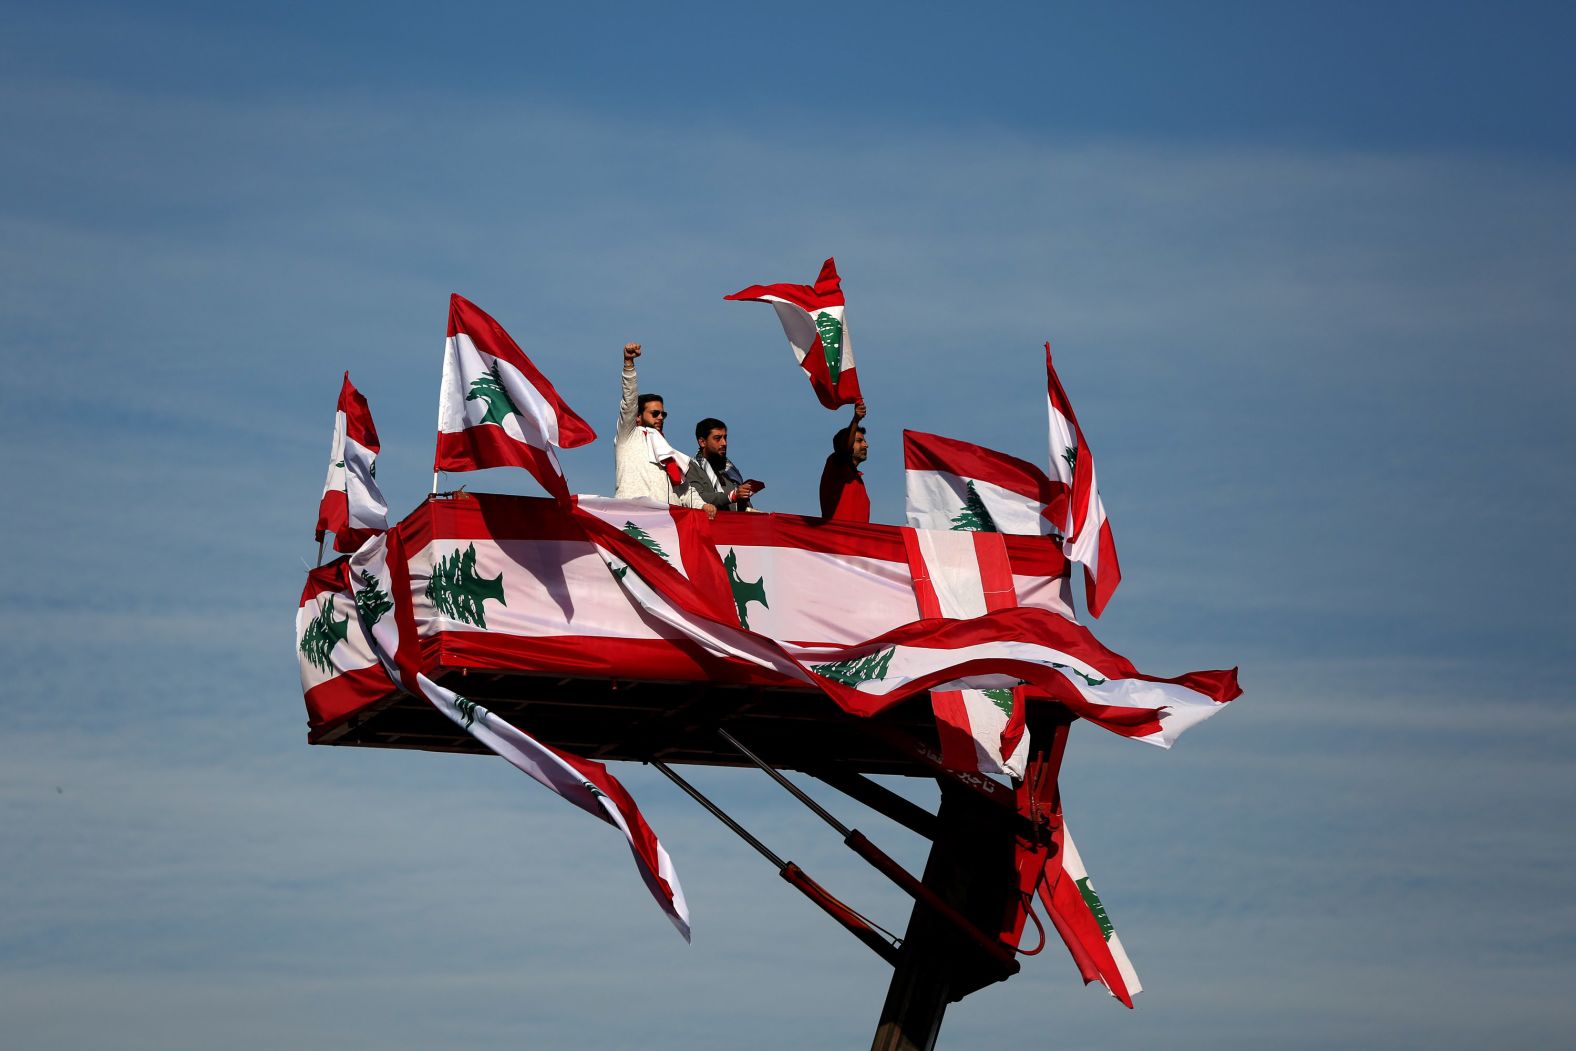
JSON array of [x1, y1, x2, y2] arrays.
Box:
[[647, 410, 668, 418]]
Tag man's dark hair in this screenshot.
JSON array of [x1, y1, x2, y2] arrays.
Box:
[[833, 425, 866, 454], [637, 393, 664, 414], [695, 417, 727, 441]]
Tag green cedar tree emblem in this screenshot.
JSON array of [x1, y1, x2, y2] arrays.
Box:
[[1052, 662, 1107, 688], [949, 481, 999, 533], [300, 598, 350, 673], [354, 570, 393, 626], [1061, 444, 1078, 473], [466, 363, 521, 426], [811, 647, 895, 687], [611, 521, 673, 582], [723, 548, 768, 629], [426, 543, 506, 627], [1075, 876, 1116, 940], [981, 687, 1016, 716], [453, 695, 481, 729], [814, 312, 844, 383]]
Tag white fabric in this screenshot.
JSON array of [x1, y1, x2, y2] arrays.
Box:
[[767, 301, 854, 372], [906, 469, 1057, 537], [438, 334, 559, 446]]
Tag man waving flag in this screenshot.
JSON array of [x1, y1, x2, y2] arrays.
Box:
[[725, 257, 862, 409], [316, 372, 388, 553], [435, 294, 597, 502], [1046, 344, 1121, 618]]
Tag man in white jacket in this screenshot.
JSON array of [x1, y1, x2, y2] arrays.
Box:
[[614, 343, 703, 508]]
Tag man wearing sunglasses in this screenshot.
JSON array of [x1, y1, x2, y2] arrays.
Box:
[[615, 343, 703, 507]]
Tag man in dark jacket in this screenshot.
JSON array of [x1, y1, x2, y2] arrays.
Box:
[[684, 417, 757, 512]]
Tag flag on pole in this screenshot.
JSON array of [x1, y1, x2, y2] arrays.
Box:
[[348, 529, 691, 939], [1045, 345, 1121, 618], [435, 294, 597, 501], [904, 429, 1069, 540], [316, 372, 388, 553], [725, 257, 862, 409]]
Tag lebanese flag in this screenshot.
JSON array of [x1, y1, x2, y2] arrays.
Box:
[[316, 373, 389, 553], [904, 429, 1070, 539], [1045, 345, 1121, 618], [435, 294, 597, 502], [1040, 823, 1141, 1007], [725, 257, 862, 409], [347, 529, 691, 940], [296, 557, 398, 728], [572, 502, 1238, 749], [903, 526, 1029, 778]]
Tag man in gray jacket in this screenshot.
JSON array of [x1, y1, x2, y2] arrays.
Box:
[[683, 417, 757, 512]]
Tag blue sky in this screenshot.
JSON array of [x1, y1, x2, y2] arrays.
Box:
[[3, 3, 1574, 1048]]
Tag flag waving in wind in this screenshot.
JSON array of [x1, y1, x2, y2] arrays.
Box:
[[436, 294, 597, 501], [725, 257, 862, 409], [316, 372, 388, 553], [1046, 345, 1121, 618]]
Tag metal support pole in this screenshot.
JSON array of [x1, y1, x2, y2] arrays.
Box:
[[652, 761, 901, 966], [869, 784, 1023, 1051], [718, 729, 1018, 975]]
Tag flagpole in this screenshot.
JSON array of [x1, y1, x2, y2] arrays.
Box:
[[316, 537, 324, 567], [432, 471, 439, 495]]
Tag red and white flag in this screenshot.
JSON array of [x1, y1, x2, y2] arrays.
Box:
[[348, 529, 691, 940], [1040, 823, 1141, 1007], [572, 503, 1237, 750], [725, 258, 863, 410], [1045, 345, 1121, 618], [296, 557, 398, 729], [903, 526, 1030, 778], [316, 372, 388, 553], [904, 429, 1069, 540], [435, 294, 597, 501]]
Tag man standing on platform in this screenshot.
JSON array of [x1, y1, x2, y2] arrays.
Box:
[[684, 418, 757, 512], [615, 343, 703, 507], [819, 398, 870, 522]]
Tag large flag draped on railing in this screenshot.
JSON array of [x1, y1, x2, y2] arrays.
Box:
[[1045, 345, 1122, 618], [316, 372, 388, 553], [295, 557, 398, 728], [346, 528, 692, 940], [435, 294, 597, 501], [725, 257, 863, 409], [570, 498, 1237, 749]]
